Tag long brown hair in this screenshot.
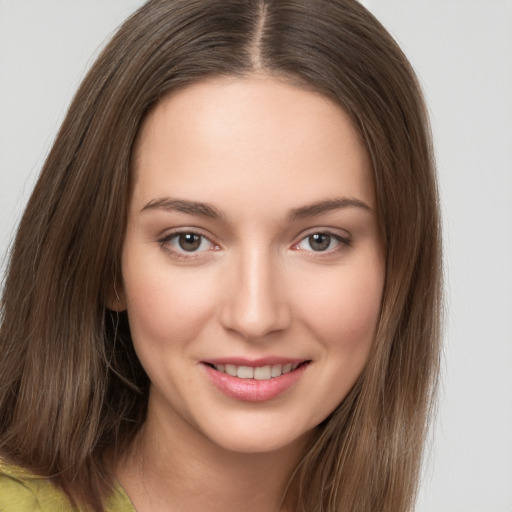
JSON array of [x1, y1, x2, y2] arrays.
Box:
[[0, 1, 442, 511]]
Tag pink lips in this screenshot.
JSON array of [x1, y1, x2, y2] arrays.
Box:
[[201, 358, 310, 402]]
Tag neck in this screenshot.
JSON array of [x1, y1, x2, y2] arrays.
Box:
[[115, 403, 309, 512]]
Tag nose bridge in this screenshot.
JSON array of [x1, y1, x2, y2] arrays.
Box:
[[221, 243, 289, 339]]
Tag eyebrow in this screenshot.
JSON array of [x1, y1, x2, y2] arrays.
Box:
[[287, 198, 372, 220], [141, 198, 224, 219], [141, 196, 372, 220]]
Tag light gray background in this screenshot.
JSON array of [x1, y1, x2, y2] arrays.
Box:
[[1, 2, 511, 511]]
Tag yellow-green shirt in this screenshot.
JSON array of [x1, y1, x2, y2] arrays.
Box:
[[0, 459, 135, 512]]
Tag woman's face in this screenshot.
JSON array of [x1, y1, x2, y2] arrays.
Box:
[[119, 75, 384, 454]]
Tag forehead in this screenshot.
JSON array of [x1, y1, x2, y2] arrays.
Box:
[[131, 74, 374, 213]]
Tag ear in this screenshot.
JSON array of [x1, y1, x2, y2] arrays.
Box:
[[106, 279, 127, 312]]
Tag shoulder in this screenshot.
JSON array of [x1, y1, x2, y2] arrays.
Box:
[[0, 458, 73, 512], [0, 458, 136, 512]]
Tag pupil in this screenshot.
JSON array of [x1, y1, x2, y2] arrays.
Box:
[[179, 233, 201, 251], [309, 233, 330, 251]]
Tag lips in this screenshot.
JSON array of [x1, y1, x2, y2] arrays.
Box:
[[201, 358, 311, 401]]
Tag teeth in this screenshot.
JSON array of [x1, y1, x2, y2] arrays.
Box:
[[225, 364, 237, 377], [271, 364, 282, 377], [237, 366, 254, 378], [212, 362, 303, 380], [254, 366, 271, 380]]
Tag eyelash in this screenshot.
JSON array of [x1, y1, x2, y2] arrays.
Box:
[[158, 230, 218, 259], [158, 229, 351, 259], [292, 231, 351, 254]]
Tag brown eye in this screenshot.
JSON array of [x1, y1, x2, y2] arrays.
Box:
[[294, 231, 350, 253], [160, 231, 214, 255], [308, 233, 331, 251], [177, 233, 202, 251]]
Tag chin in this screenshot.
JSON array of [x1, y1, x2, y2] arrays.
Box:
[[192, 410, 318, 457]]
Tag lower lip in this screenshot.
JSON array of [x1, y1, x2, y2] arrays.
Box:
[[202, 363, 309, 402]]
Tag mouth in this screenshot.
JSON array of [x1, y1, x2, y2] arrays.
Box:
[[202, 359, 311, 402], [202, 360, 311, 381]]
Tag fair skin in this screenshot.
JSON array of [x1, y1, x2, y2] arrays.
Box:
[[114, 74, 384, 512]]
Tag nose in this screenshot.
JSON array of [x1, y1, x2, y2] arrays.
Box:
[[219, 247, 291, 340]]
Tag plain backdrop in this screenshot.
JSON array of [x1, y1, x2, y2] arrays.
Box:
[[1, 2, 511, 511]]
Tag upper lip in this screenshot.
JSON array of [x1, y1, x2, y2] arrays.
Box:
[[202, 357, 310, 367]]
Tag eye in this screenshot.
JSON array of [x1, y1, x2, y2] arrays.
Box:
[[294, 232, 350, 252], [160, 231, 216, 255]]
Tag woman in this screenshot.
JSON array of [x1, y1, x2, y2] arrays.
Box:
[[0, 1, 442, 511]]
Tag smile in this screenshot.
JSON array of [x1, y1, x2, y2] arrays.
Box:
[[209, 362, 302, 380], [202, 360, 311, 402]]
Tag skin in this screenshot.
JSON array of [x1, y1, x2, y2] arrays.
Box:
[[114, 74, 384, 512]]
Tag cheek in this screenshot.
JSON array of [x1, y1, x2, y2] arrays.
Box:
[[122, 259, 221, 349], [295, 257, 383, 422], [295, 258, 384, 353]]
